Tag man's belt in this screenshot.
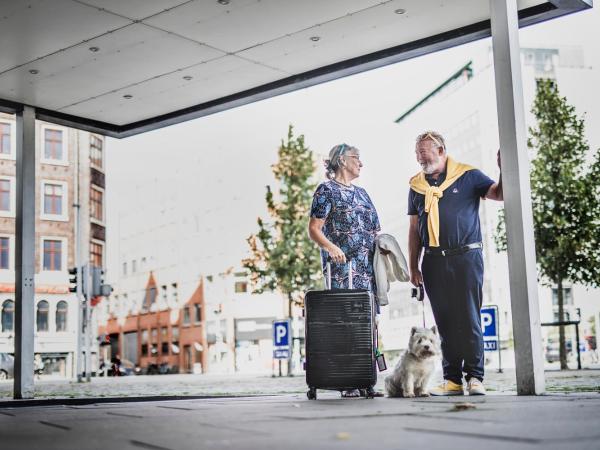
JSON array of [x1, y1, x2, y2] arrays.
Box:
[[424, 242, 483, 257]]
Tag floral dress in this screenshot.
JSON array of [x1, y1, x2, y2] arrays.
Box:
[[310, 180, 381, 293]]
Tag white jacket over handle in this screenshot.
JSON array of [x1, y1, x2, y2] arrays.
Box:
[[374, 234, 410, 306]]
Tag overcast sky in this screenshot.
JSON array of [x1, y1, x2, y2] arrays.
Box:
[[105, 6, 600, 281]]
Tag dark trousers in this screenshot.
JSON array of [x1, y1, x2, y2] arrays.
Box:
[[421, 249, 484, 384]]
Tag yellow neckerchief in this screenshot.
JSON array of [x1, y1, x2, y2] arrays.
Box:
[[409, 156, 475, 247]]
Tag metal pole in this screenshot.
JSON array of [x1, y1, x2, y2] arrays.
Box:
[[496, 305, 503, 373], [74, 132, 83, 383], [490, 0, 545, 395], [575, 322, 581, 370], [84, 264, 92, 381], [14, 106, 36, 399]]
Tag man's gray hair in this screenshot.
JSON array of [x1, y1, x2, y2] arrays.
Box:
[[416, 131, 446, 152]]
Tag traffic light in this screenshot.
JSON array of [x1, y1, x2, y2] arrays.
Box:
[[68, 267, 78, 293], [91, 266, 113, 297]]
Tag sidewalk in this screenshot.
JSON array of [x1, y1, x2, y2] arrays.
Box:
[[1, 368, 598, 400], [1, 387, 599, 450]]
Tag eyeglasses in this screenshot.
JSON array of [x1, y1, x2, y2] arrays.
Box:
[[346, 155, 361, 162], [423, 132, 444, 150]]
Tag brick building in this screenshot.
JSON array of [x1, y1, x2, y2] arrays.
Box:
[[0, 112, 106, 378], [97, 273, 208, 374]]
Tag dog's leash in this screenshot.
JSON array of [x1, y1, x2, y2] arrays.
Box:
[[411, 283, 426, 327]]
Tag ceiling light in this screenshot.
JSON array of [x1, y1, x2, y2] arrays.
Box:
[[217, 0, 230, 5], [310, 36, 320, 42], [394, 8, 406, 15], [123, 94, 133, 99], [89, 46, 100, 52], [183, 75, 193, 81], [29, 69, 39, 75]]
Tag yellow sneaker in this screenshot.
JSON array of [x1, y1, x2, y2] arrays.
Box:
[[467, 379, 486, 396], [430, 380, 464, 396]]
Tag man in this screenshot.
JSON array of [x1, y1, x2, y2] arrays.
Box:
[[407, 131, 503, 396]]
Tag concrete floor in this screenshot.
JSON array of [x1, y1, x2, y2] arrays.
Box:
[[1, 392, 599, 450]]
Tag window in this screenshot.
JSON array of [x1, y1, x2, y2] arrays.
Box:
[[0, 122, 11, 155], [90, 241, 103, 267], [183, 306, 190, 325], [37, 300, 49, 332], [90, 187, 103, 221], [123, 262, 127, 276], [172, 326, 179, 353], [552, 287, 573, 306], [44, 128, 63, 161], [194, 304, 202, 323], [0, 177, 14, 217], [234, 281, 248, 293], [161, 327, 169, 355], [56, 301, 68, 332], [161, 285, 167, 304], [43, 240, 62, 271], [132, 260, 137, 273], [44, 183, 63, 215], [90, 135, 103, 168], [141, 329, 149, 356], [0, 121, 15, 159], [41, 181, 68, 220], [0, 237, 9, 269], [0, 179, 10, 211], [172, 283, 178, 303], [1, 300, 14, 332], [150, 327, 158, 355]]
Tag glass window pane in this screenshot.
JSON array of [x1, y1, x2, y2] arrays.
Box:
[[37, 300, 49, 332], [0, 180, 10, 211], [56, 301, 68, 331], [2, 300, 14, 332], [0, 237, 9, 269]]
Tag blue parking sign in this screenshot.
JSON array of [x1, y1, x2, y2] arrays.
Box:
[[481, 306, 497, 338], [273, 320, 290, 347]]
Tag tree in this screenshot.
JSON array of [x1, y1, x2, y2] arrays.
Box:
[[495, 79, 600, 370], [243, 125, 323, 316]]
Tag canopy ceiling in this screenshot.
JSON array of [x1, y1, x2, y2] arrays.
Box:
[[0, 0, 591, 137]]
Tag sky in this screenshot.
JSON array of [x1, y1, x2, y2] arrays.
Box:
[[104, 6, 600, 283]]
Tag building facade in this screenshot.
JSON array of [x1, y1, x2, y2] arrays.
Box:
[[0, 112, 107, 378]]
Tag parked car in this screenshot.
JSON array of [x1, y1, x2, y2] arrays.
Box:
[[0, 353, 14, 380], [545, 340, 573, 363]]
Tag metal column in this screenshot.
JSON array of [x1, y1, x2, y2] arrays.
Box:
[[490, 0, 545, 395], [14, 106, 36, 399]]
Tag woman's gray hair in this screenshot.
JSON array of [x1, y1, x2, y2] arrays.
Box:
[[416, 131, 446, 152], [324, 143, 358, 179]]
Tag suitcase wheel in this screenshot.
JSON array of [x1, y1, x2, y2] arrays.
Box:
[[359, 388, 375, 399], [307, 388, 317, 400]]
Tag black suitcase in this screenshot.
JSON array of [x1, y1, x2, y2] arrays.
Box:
[[304, 261, 377, 400]]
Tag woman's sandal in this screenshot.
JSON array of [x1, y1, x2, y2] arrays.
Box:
[[341, 389, 361, 398]]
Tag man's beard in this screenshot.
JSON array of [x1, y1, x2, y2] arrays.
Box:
[[421, 156, 440, 174]]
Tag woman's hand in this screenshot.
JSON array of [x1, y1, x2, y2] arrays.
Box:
[[326, 245, 347, 264]]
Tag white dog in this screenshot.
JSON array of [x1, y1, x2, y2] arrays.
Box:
[[385, 326, 441, 398]]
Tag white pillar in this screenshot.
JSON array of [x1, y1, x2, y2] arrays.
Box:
[[490, 0, 545, 395], [14, 105, 36, 399]]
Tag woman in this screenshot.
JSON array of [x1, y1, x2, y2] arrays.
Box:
[[308, 143, 381, 291], [308, 143, 382, 397]]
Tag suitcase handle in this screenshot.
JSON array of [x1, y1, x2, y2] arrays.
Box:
[[325, 256, 353, 290]]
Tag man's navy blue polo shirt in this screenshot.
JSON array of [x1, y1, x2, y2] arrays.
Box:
[[407, 169, 495, 249]]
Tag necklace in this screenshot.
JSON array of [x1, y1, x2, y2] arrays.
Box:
[[332, 178, 353, 188]]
